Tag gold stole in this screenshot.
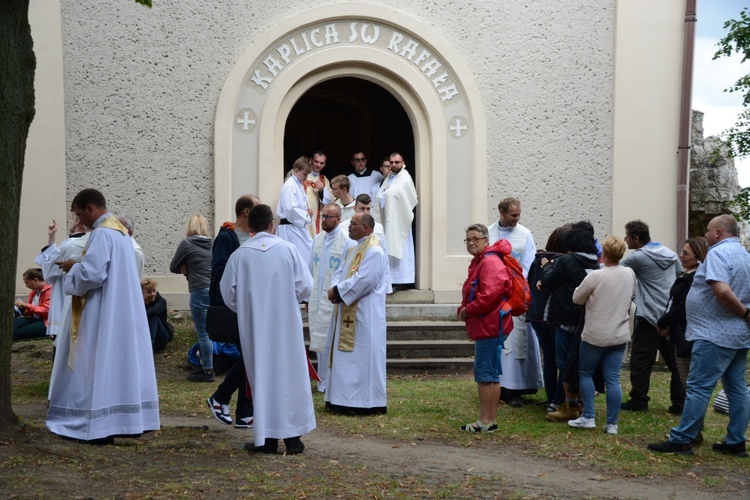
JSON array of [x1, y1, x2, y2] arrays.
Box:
[[68, 215, 128, 370], [330, 235, 379, 358]]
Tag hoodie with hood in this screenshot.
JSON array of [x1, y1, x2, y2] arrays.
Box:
[[170, 234, 213, 292], [458, 240, 514, 340], [621, 242, 682, 327]]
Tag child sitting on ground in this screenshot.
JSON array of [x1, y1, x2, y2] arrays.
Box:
[[141, 278, 174, 352]]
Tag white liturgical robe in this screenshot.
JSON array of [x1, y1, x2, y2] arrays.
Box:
[[34, 233, 89, 340], [309, 226, 350, 391], [46, 213, 159, 441], [221, 231, 316, 446], [325, 236, 388, 410], [376, 168, 417, 284], [277, 175, 313, 261]]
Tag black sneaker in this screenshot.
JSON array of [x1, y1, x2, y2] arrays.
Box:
[[668, 405, 684, 415], [508, 396, 523, 408], [712, 440, 748, 458], [187, 369, 215, 382], [245, 438, 278, 454], [621, 400, 649, 412], [648, 440, 694, 455], [284, 437, 305, 455], [234, 416, 253, 429]]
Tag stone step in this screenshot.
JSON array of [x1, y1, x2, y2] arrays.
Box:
[[387, 339, 474, 358], [304, 320, 467, 341], [300, 302, 460, 322], [385, 289, 435, 304], [310, 356, 474, 375], [386, 357, 474, 373], [385, 303, 459, 321]]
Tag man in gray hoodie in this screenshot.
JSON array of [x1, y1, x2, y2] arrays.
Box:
[[620, 220, 684, 413]]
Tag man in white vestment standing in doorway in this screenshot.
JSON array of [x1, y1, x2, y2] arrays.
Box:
[[221, 204, 316, 455], [376, 151, 417, 292], [326, 213, 388, 415], [48, 188, 159, 445], [277, 156, 314, 261]]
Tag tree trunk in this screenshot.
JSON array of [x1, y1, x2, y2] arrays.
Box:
[[0, 0, 36, 431]]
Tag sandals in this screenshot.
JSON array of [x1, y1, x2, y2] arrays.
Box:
[[460, 420, 498, 433]]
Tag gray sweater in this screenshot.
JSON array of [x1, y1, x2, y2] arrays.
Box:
[[621, 243, 682, 327], [170, 235, 212, 292], [573, 265, 637, 347]]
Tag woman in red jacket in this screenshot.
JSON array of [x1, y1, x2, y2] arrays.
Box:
[[13, 268, 51, 341], [457, 224, 513, 433]]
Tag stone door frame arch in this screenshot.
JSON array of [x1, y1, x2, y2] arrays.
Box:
[[214, 3, 487, 300]]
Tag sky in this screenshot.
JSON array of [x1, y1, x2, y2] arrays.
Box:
[[692, 0, 749, 185]]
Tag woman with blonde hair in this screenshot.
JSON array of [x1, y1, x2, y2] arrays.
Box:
[[171, 214, 214, 382], [569, 236, 636, 434]]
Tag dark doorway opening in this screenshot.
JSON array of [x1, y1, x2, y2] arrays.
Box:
[[284, 76, 419, 288], [283, 77, 415, 180]]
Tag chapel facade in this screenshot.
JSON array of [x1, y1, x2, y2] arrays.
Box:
[[18, 1, 690, 303]]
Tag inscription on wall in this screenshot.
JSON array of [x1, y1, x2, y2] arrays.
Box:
[[248, 21, 461, 103]]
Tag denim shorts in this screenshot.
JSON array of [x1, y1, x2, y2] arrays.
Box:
[[474, 336, 503, 383]]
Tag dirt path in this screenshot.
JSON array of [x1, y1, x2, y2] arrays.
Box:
[[13, 402, 724, 499]]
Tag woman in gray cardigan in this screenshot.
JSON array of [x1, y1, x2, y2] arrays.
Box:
[[171, 215, 214, 382], [569, 236, 636, 435]]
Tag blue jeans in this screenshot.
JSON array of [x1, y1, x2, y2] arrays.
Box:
[[190, 287, 213, 370], [578, 341, 626, 424], [530, 321, 557, 404], [669, 340, 749, 445]]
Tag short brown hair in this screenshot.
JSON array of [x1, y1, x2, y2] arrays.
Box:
[[498, 197, 521, 213], [331, 175, 350, 191]]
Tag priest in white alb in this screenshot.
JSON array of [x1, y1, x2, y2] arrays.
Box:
[[376, 151, 417, 291], [326, 213, 388, 415], [277, 156, 314, 261], [221, 204, 316, 455], [47, 189, 159, 445], [309, 203, 350, 393]]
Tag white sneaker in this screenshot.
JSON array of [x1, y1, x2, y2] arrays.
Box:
[[568, 416, 596, 429], [603, 423, 618, 435], [206, 397, 233, 425]]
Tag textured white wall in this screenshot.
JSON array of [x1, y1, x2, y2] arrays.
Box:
[[55, 0, 616, 286]]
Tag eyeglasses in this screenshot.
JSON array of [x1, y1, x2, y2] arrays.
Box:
[[353, 158, 366, 163], [321, 215, 339, 220], [464, 237, 488, 244]]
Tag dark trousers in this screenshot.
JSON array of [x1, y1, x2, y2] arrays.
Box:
[[213, 357, 253, 419], [628, 317, 685, 408], [530, 320, 558, 404], [13, 317, 47, 341], [147, 316, 171, 352]]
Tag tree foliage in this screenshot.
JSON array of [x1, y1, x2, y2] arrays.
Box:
[[713, 7, 750, 159], [713, 8, 750, 222]]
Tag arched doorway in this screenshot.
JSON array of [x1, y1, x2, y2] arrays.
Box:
[[283, 77, 414, 179], [215, 5, 488, 301]]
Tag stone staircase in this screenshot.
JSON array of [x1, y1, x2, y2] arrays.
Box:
[[304, 289, 474, 374]]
